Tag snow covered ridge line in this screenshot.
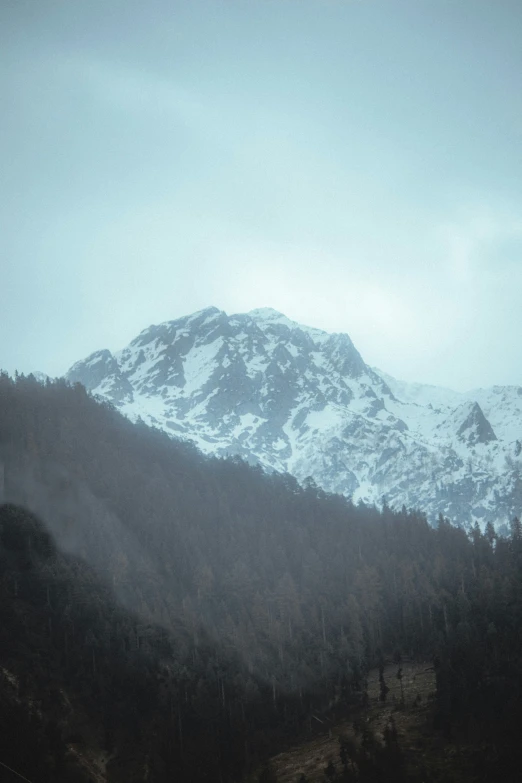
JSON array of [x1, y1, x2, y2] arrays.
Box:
[[65, 306, 522, 531]]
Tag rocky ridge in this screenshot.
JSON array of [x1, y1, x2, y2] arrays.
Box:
[[66, 307, 522, 529]]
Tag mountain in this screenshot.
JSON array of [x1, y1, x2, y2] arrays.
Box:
[[66, 307, 522, 529], [4, 347, 522, 782], [0, 372, 456, 781]]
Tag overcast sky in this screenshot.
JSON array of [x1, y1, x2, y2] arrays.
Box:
[[2, 0, 522, 391]]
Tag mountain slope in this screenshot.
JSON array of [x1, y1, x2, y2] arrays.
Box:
[[0, 503, 185, 782], [4, 374, 522, 781], [66, 307, 522, 529]]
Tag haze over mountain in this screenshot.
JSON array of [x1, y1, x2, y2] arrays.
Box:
[[67, 307, 522, 530]]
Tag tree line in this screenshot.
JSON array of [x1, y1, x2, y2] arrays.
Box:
[[1, 371, 522, 780]]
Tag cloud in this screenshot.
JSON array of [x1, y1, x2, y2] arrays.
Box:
[[439, 206, 522, 284], [69, 55, 208, 124], [205, 237, 427, 348]]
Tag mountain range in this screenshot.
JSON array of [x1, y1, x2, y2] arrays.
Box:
[[66, 307, 522, 530]]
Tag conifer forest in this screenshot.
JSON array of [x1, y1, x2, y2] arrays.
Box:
[[2, 373, 522, 781]]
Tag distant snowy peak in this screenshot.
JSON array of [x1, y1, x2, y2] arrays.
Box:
[[31, 371, 51, 384], [68, 349, 132, 404], [372, 368, 462, 409], [438, 401, 497, 446], [66, 307, 522, 530], [245, 307, 305, 328], [457, 402, 497, 445], [243, 307, 333, 342]]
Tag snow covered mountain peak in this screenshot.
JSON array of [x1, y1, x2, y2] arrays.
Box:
[[246, 307, 296, 324], [66, 307, 522, 530], [243, 308, 332, 340]]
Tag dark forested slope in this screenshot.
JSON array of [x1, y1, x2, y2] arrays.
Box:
[[2, 372, 522, 781], [0, 503, 262, 782], [0, 373, 466, 691]]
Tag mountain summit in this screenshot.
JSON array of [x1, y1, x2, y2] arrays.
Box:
[[67, 308, 522, 529]]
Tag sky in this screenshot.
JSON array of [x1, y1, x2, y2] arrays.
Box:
[[2, 0, 522, 391]]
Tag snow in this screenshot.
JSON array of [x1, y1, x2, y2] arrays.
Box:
[[185, 306, 222, 323], [230, 413, 262, 437], [66, 305, 522, 529], [352, 480, 377, 505], [374, 368, 462, 409], [128, 350, 165, 385], [273, 437, 289, 451], [305, 405, 347, 433], [244, 308, 331, 345], [120, 392, 168, 423], [467, 386, 522, 441], [84, 351, 111, 369], [246, 308, 297, 327], [182, 338, 223, 395]]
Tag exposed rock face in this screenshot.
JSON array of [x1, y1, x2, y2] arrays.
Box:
[[456, 402, 498, 445], [66, 307, 522, 530], [67, 349, 133, 404]]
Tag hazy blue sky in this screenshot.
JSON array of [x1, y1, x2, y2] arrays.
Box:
[[2, 0, 522, 390]]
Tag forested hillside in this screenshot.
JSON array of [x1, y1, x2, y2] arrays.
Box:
[[1, 372, 522, 781]]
